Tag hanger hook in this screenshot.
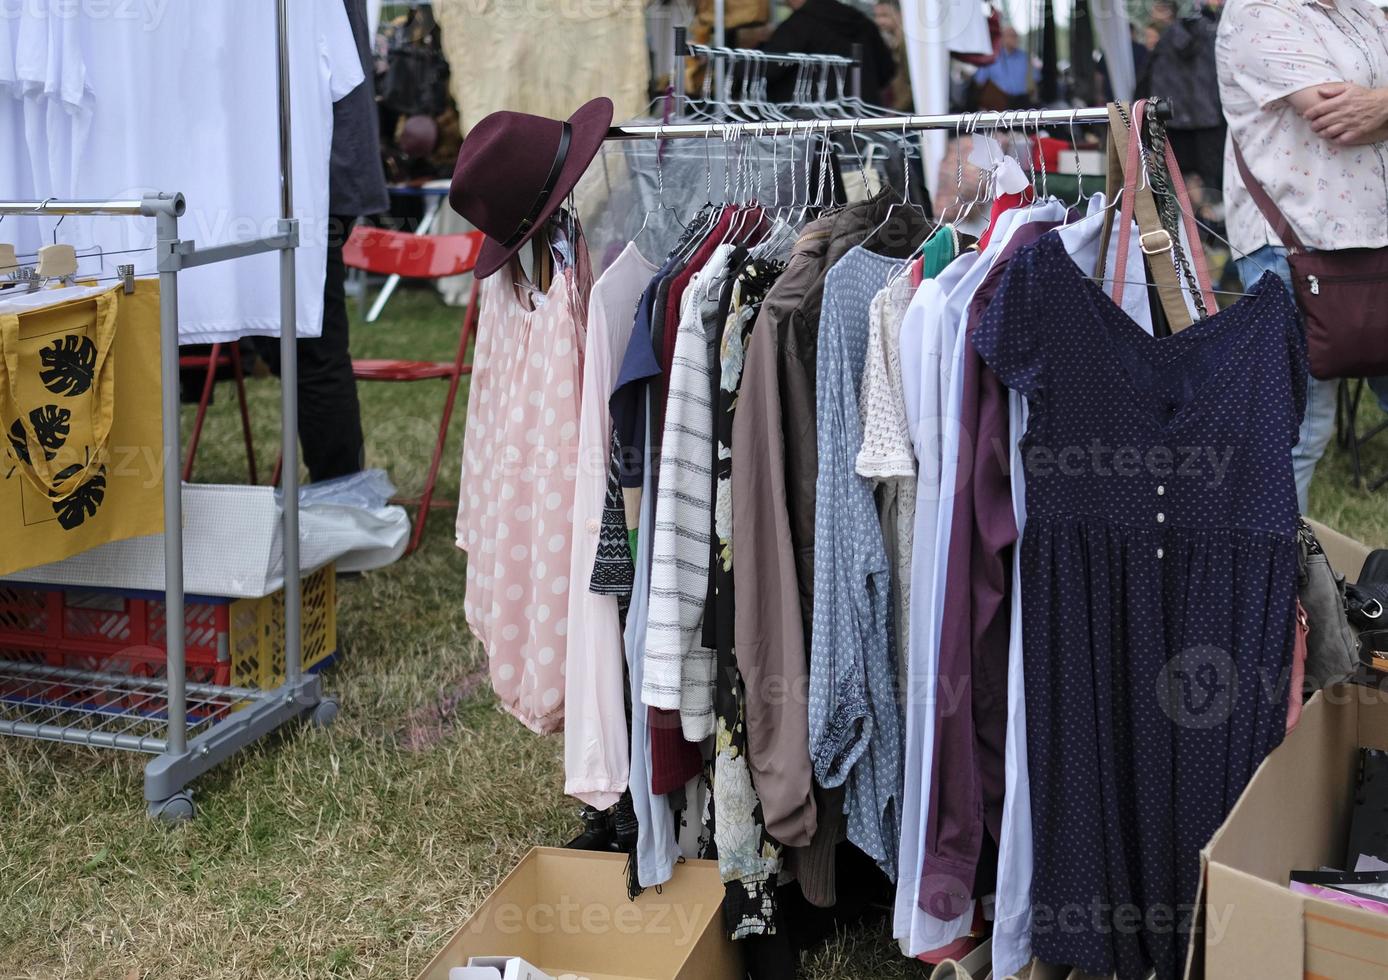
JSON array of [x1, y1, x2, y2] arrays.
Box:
[[1068, 108, 1087, 202], [900, 112, 913, 206], [704, 126, 715, 204]]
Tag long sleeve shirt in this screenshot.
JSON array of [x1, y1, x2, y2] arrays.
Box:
[[564, 243, 657, 807], [730, 220, 830, 850], [918, 200, 1068, 920], [643, 246, 735, 741], [809, 245, 910, 881]]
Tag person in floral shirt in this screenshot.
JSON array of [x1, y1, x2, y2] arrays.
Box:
[[1217, 0, 1388, 509]]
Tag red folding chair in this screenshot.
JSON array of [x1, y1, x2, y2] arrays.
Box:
[[343, 226, 485, 555], [182, 343, 257, 483]]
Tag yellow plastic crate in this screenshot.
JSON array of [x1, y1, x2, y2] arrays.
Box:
[[228, 565, 337, 689]]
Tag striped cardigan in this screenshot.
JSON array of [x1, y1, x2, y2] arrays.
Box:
[[641, 248, 734, 741]]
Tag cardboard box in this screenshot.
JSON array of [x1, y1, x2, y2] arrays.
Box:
[[1177, 519, 1382, 977], [1194, 686, 1388, 978], [417, 849, 742, 980], [452, 956, 553, 980]]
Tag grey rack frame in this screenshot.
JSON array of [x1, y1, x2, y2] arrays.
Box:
[[0, 0, 333, 822]]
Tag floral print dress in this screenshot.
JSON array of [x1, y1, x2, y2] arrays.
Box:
[[705, 257, 786, 939]]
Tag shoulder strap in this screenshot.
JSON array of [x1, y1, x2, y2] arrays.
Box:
[[1231, 140, 1306, 252], [1109, 102, 1211, 332]]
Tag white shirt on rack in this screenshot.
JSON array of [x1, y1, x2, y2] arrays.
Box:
[[0, 7, 91, 261], [0, 0, 361, 344], [903, 200, 1070, 958], [893, 249, 977, 951], [564, 242, 656, 810]]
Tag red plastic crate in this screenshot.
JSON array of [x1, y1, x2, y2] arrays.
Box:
[[0, 584, 233, 686]]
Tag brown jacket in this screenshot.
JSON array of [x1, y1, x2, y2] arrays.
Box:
[[731, 192, 930, 856]]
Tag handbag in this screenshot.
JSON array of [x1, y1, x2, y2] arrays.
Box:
[[1295, 518, 1360, 690], [1232, 142, 1388, 380], [1346, 581, 1387, 632], [0, 283, 164, 576], [1350, 568, 1388, 673], [1360, 548, 1388, 585]]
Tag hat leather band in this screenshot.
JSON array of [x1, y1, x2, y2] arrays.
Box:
[[500, 122, 573, 249]]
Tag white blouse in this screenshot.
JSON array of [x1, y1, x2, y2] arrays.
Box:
[[1217, 0, 1388, 254]]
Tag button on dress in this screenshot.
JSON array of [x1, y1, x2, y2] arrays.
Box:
[[971, 234, 1308, 980]]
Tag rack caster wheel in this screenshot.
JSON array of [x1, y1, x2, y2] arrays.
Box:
[[149, 791, 195, 825], [309, 698, 340, 728]]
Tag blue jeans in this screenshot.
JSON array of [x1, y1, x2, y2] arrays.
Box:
[[1235, 246, 1336, 513]]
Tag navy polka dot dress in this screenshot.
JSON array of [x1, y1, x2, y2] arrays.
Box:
[[972, 233, 1308, 980]]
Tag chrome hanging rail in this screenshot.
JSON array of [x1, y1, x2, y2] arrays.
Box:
[[605, 102, 1170, 142]]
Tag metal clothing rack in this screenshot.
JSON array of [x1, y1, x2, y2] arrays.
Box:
[[605, 103, 1160, 141], [0, 0, 335, 823]]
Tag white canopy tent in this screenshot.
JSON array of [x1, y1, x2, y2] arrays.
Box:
[[901, 0, 1135, 192]]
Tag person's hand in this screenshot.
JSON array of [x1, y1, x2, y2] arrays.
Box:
[[874, 4, 903, 43], [1305, 83, 1388, 145]]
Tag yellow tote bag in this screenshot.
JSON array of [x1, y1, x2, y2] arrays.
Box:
[[0, 282, 164, 576]]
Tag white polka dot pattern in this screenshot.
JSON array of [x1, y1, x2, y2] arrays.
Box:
[[456, 265, 587, 735]]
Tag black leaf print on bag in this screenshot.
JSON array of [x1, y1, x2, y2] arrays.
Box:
[[39, 335, 97, 396], [50, 464, 105, 530], [5, 419, 27, 464], [7, 406, 72, 464]]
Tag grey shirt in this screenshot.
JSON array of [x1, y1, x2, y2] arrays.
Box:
[[330, 0, 390, 218]]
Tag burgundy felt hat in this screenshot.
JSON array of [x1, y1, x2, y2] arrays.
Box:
[[449, 97, 613, 279]]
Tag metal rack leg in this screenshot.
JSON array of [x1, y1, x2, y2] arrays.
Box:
[[157, 212, 188, 758], [277, 0, 303, 689]]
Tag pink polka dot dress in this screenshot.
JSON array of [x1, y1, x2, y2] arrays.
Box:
[[457, 257, 590, 735]]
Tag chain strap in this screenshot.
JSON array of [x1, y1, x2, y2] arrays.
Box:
[[1134, 106, 1210, 319]]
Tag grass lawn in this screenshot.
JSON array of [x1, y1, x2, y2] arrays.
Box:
[[1, 283, 1383, 979]]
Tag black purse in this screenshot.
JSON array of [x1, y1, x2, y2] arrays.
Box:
[[1360, 548, 1388, 586], [1348, 550, 1388, 670]]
